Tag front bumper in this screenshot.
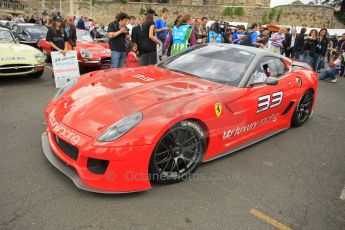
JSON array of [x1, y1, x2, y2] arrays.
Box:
[[41, 128, 153, 193], [0, 64, 44, 77]]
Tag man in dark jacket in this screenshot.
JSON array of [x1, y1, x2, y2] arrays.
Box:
[[64, 15, 77, 50], [76, 16, 85, 30], [131, 15, 145, 55], [293, 27, 306, 60]]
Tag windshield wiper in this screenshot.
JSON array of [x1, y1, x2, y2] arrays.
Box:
[[167, 69, 201, 79]]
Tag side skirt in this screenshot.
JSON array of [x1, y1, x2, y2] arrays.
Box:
[[204, 128, 288, 162]]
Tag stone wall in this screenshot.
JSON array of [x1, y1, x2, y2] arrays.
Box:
[[24, 1, 344, 29]]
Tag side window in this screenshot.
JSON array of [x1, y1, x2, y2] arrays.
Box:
[[261, 57, 287, 77]]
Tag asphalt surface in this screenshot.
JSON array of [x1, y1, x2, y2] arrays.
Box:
[[0, 66, 345, 230]]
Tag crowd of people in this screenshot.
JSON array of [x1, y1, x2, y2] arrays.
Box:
[[102, 8, 345, 82], [1, 8, 345, 82]]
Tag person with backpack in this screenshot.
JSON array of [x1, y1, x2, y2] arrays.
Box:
[[208, 21, 223, 43], [164, 14, 196, 56], [239, 23, 264, 48]]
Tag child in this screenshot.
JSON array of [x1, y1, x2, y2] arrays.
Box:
[[126, 42, 139, 68], [319, 52, 342, 83]]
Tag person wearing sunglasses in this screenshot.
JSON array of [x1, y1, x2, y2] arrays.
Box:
[[64, 15, 77, 50], [46, 16, 68, 55]]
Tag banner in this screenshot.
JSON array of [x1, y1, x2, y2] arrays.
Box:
[[51, 51, 80, 88]]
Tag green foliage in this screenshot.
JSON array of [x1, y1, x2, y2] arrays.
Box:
[[139, 5, 152, 15], [291, 0, 304, 4], [120, 0, 128, 3], [223, 7, 234, 17], [261, 11, 269, 24], [268, 8, 276, 20], [276, 9, 283, 22], [223, 7, 244, 17], [92, 0, 97, 6]]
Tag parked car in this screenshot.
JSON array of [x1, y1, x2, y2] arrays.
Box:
[[0, 27, 45, 78], [42, 44, 318, 193], [10, 23, 48, 47], [38, 29, 111, 69]]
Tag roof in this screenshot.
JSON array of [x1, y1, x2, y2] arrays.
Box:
[[207, 43, 284, 58]]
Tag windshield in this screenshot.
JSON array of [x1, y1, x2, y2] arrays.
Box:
[[77, 30, 93, 42], [0, 30, 15, 43], [158, 45, 255, 86], [23, 26, 48, 36]]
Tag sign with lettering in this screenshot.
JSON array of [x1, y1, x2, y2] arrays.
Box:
[[51, 51, 80, 88]]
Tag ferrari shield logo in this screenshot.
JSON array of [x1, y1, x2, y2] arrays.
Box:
[[215, 103, 222, 117]]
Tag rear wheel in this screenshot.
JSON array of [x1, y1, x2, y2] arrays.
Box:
[[291, 90, 313, 127], [149, 120, 206, 183], [29, 70, 44, 78]]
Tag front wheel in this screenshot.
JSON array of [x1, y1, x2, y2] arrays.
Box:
[[149, 120, 206, 184], [291, 90, 314, 127]]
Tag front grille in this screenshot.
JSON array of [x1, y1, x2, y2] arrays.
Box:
[[101, 58, 111, 63], [54, 134, 79, 160], [0, 64, 34, 74]]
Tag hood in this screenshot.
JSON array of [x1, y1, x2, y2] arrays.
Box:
[[77, 41, 109, 52], [0, 42, 41, 65], [55, 66, 222, 137]]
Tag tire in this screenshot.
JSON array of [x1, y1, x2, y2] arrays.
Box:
[[29, 70, 44, 78], [291, 90, 314, 127], [149, 120, 206, 184]]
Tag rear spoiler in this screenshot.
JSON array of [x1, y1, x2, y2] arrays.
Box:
[[291, 58, 313, 70]]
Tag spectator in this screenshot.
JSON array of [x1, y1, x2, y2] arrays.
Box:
[[232, 25, 246, 45], [200, 16, 208, 44], [64, 15, 77, 51], [15, 14, 24, 23], [250, 23, 263, 48], [126, 42, 140, 68], [283, 28, 296, 58], [190, 18, 196, 27], [28, 15, 36, 23], [131, 15, 145, 55], [208, 21, 223, 43], [270, 27, 285, 54], [319, 52, 342, 83], [46, 16, 68, 54], [194, 18, 203, 44], [257, 27, 270, 49], [108, 12, 130, 68], [315, 28, 329, 72], [154, 8, 170, 43], [76, 16, 85, 30], [293, 27, 306, 60], [336, 33, 345, 76], [164, 14, 196, 55], [303, 29, 318, 68], [141, 10, 162, 65], [126, 16, 136, 36]]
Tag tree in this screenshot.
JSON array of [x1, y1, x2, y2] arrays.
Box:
[[314, 0, 345, 14], [291, 0, 304, 4], [313, 0, 345, 24]]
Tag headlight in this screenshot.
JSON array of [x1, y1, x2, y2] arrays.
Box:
[[53, 79, 77, 100], [34, 52, 45, 62], [97, 112, 143, 142], [80, 49, 92, 58]]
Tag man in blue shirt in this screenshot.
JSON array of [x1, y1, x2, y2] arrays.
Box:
[[154, 8, 170, 43], [232, 25, 246, 45]]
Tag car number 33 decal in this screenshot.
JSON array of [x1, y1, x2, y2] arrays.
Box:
[[257, 91, 283, 113]]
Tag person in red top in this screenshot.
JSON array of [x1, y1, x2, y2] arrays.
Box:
[[126, 42, 140, 68]]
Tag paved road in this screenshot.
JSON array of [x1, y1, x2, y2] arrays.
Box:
[[0, 67, 345, 230]]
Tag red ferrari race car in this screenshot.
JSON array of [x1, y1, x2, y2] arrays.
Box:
[[38, 29, 111, 69], [41, 44, 318, 193]]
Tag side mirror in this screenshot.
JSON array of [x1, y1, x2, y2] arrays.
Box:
[[266, 76, 279, 86]]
